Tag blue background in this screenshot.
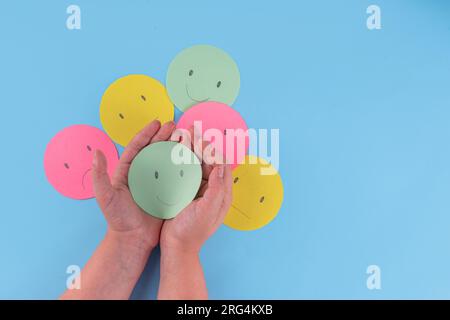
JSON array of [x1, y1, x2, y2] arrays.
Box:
[[1, 0, 450, 299]]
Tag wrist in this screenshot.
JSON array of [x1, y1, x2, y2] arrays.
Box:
[[105, 228, 156, 259], [158, 243, 207, 300], [160, 242, 201, 258]]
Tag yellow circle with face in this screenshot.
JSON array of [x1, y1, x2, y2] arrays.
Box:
[[100, 74, 174, 146], [224, 155, 284, 231]]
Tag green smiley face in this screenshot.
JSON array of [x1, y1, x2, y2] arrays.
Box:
[[128, 141, 202, 219], [166, 45, 241, 112]]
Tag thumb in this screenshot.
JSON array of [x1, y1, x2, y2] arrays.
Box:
[[92, 150, 114, 210]]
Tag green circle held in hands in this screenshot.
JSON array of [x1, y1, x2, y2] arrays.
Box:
[[128, 141, 202, 219]]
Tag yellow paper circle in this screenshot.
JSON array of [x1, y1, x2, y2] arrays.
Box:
[[224, 155, 284, 231], [100, 74, 174, 146]]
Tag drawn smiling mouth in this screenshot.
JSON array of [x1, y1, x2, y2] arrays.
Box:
[[157, 195, 179, 207], [231, 204, 251, 219], [81, 168, 92, 190], [185, 84, 209, 103]]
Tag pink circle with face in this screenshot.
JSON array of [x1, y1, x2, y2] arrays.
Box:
[[44, 125, 119, 199], [176, 102, 249, 168]]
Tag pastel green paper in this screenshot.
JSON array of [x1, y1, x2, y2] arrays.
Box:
[[166, 45, 240, 112], [128, 141, 202, 219]]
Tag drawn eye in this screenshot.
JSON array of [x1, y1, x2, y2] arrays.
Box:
[[155, 171, 159, 179], [216, 81, 222, 88], [86, 145, 92, 152], [189, 70, 194, 76], [119, 113, 125, 119], [180, 169, 184, 177], [141, 95, 146, 101], [64, 163, 70, 169], [233, 177, 239, 184], [259, 196, 265, 203]]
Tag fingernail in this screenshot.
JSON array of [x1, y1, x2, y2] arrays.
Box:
[[218, 165, 224, 178], [164, 121, 174, 129]]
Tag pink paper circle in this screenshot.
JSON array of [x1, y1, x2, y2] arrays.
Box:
[[176, 102, 248, 168], [44, 125, 119, 199]]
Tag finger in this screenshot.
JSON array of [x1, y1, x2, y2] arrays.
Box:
[[174, 126, 214, 180], [150, 121, 176, 143], [170, 127, 187, 143], [92, 150, 114, 211], [180, 126, 204, 157], [201, 163, 214, 180], [178, 126, 196, 153], [207, 165, 232, 235], [205, 165, 233, 236], [203, 140, 230, 176], [188, 127, 218, 180], [196, 179, 209, 198], [170, 126, 200, 157], [113, 120, 161, 186], [182, 126, 195, 147], [217, 164, 233, 222], [188, 126, 202, 157], [196, 159, 220, 198], [198, 165, 226, 215]]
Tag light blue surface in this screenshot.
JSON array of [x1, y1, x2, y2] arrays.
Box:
[[1, 0, 450, 299]]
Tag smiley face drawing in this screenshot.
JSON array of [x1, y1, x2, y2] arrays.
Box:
[[224, 156, 284, 231], [176, 101, 248, 169], [166, 45, 240, 112], [100, 74, 174, 146], [128, 141, 202, 219], [44, 125, 119, 200]]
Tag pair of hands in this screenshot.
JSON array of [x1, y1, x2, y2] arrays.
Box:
[[92, 120, 233, 255]]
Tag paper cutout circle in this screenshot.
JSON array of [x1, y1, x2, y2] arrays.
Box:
[[176, 101, 248, 169], [44, 125, 119, 200], [224, 156, 284, 231], [100, 74, 174, 146], [128, 141, 202, 219], [166, 45, 240, 112]]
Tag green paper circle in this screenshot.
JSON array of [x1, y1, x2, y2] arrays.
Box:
[[128, 141, 202, 219], [166, 45, 241, 112]]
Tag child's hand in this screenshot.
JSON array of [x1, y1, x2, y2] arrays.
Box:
[[92, 120, 176, 250], [160, 133, 233, 254]]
